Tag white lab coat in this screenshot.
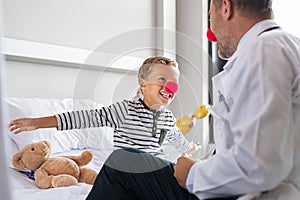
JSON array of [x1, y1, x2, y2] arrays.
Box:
[[186, 20, 300, 200]]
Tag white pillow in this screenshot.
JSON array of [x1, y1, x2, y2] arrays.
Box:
[[4, 97, 114, 154]]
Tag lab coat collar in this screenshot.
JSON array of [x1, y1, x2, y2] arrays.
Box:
[[237, 19, 279, 50], [222, 19, 279, 72]]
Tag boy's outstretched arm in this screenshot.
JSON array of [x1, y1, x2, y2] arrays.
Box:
[[8, 116, 58, 134]]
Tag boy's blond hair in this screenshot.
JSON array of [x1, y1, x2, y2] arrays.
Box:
[[138, 56, 179, 83]]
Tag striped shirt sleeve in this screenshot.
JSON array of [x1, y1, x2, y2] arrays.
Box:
[[55, 101, 128, 130], [166, 123, 191, 154]]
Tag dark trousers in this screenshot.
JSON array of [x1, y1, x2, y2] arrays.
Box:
[[86, 148, 238, 200]]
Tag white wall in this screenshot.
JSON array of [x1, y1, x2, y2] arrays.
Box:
[[173, 0, 209, 144], [0, 0, 13, 198], [273, 1, 300, 38], [3, 0, 157, 103], [5, 60, 138, 106], [3, 0, 156, 52]]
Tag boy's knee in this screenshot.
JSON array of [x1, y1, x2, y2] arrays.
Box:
[[109, 148, 144, 159]]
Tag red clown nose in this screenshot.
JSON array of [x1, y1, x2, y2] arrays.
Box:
[[165, 81, 178, 95], [206, 28, 217, 42]]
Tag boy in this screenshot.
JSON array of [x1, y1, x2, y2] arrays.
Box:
[[9, 56, 195, 157]]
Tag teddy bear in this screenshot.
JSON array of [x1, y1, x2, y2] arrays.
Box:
[[12, 140, 98, 189]]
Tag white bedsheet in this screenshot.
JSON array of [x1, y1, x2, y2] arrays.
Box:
[[9, 168, 92, 200], [8, 145, 182, 200]]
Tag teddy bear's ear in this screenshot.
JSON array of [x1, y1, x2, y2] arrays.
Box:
[[44, 140, 51, 148], [43, 140, 52, 153], [12, 151, 26, 169]]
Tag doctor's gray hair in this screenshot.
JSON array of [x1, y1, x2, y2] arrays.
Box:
[[213, 0, 273, 19]]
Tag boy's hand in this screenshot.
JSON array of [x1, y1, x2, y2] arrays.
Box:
[[184, 142, 200, 157], [9, 118, 39, 134], [8, 116, 58, 134]]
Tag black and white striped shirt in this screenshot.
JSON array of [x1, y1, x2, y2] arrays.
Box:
[[55, 99, 190, 156]]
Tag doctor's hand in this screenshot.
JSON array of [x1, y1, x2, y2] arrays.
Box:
[[173, 156, 197, 189], [9, 116, 58, 134]]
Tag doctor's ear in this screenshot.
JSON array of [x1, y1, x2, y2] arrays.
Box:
[[222, 0, 234, 20]]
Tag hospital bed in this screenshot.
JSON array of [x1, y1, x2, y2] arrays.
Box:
[[3, 97, 181, 200]]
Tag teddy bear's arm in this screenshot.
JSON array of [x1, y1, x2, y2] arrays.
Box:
[[35, 166, 79, 189], [63, 150, 93, 167], [35, 168, 54, 189], [79, 168, 97, 185], [12, 151, 26, 169]]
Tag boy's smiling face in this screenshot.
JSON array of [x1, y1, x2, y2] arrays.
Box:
[[140, 63, 180, 111]]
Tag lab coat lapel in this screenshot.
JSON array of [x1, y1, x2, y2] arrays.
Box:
[[213, 20, 280, 99]]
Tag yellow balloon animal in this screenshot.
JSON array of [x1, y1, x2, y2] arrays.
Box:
[[176, 105, 209, 134]]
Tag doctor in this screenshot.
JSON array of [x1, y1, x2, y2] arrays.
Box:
[[86, 0, 300, 199], [178, 0, 300, 199]]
